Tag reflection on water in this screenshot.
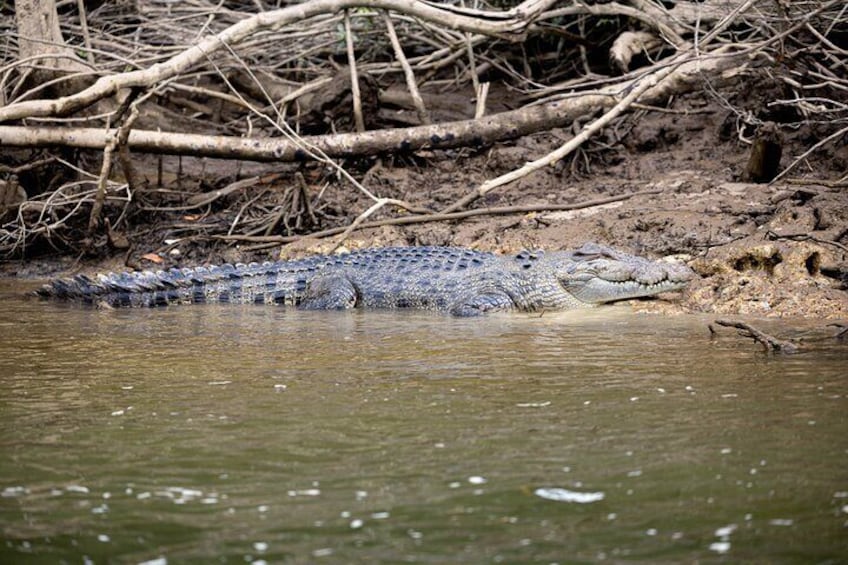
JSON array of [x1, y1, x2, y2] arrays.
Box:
[[1, 281, 847, 563]]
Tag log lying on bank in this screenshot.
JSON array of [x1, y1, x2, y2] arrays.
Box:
[[0, 48, 747, 162]]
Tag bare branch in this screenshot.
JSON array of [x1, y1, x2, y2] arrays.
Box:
[[0, 0, 546, 123], [710, 319, 800, 354], [0, 49, 747, 161]]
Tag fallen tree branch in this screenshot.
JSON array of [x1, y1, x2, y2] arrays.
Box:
[[709, 319, 800, 354], [383, 10, 430, 125], [0, 49, 748, 161], [443, 53, 686, 213], [88, 88, 145, 237], [344, 9, 365, 133]]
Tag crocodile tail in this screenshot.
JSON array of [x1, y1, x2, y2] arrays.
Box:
[[36, 262, 296, 307]]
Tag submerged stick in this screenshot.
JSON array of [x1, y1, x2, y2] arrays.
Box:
[[709, 319, 799, 354]]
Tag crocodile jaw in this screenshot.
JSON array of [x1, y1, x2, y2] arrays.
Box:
[[557, 255, 696, 305], [562, 276, 691, 305]]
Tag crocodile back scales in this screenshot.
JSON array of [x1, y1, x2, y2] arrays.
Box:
[[38, 247, 503, 308]]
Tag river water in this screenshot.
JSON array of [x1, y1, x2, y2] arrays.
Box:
[[1, 281, 846, 563]]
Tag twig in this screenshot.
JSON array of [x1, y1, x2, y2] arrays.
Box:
[[828, 323, 848, 340], [116, 104, 144, 197], [330, 198, 393, 251], [87, 137, 117, 238], [74, 0, 95, 65], [383, 11, 430, 125], [441, 55, 686, 213], [785, 177, 848, 188], [765, 230, 848, 254], [464, 13, 481, 99], [218, 189, 660, 248], [343, 9, 365, 133], [709, 319, 800, 354], [475, 81, 489, 119], [87, 89, 144, 237], [0, 156, 58, 174], [175, 176, 263, 211], [630, 103, 714, 115], [770, 125, 848, 184]]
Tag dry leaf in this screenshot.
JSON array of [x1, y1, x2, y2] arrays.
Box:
[[140, 253, 164, 264]]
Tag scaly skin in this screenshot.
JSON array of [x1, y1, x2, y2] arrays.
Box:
[[36, 244, 695, 316]]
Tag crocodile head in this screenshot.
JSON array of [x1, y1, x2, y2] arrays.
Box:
[[552, 243, 695, 305]]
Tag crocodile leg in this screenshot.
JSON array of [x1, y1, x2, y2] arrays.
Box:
[[298, 274, 359, 310], [449, 291, 515, 316]]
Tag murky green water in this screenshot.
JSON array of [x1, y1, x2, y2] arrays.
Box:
[[1, 281, 846, 564]]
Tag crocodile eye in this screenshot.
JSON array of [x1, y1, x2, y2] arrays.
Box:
[[573, 251, 601, 260], [573, 248, 618, 261], [573, 243, 621, 261]]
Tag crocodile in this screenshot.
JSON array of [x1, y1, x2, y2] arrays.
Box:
[[36, 244, 694, 316]]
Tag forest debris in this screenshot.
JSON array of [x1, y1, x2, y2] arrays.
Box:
[[1, 0, 845, 267], [218, 190, 662, 250], [441, 0, 769, 212], [0, 0, 548, 123], [709, 319, 799, 354], [262, 173, 319, 237], [0, 47, 747, 163]]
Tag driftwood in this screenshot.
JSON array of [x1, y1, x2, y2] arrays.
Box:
[[709, 319, 800, 354]]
